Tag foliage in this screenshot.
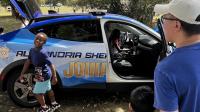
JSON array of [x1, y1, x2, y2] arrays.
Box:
[[0, 0, 9, 7], [0, 16, 21, 33], [74, 0, 168, 25], [126, 0, 156, 25], [0, 0, 168, 25]]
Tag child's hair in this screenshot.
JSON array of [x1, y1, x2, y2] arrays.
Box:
[[130, 86, 155, 112], [36, 32, 48, 38], [109, 29, 120, 40], [36, 32, 48, 43]]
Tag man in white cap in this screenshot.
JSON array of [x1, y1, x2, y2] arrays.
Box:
[[153, 0, 200, 112]]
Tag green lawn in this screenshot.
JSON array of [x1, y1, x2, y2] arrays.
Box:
[[0, 6, 79, 33], [0, 16, 21, 33], [0, 6, 85, 33], [0, 6, 81, 16], [40, 6, 78, 14], [0, 6, 12, 16]]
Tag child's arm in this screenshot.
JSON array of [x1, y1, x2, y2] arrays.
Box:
[[19, 59, 31, 81], [49, 64, 57, 85], [43, 50, 57, 85]]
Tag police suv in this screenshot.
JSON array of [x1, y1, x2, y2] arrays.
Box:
[[0, 0, 169, 107]]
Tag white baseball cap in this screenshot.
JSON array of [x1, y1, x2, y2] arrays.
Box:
[[154, 0, 200, 24]]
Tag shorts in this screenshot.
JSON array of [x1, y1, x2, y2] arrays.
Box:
[[33, 79, 51, 94]]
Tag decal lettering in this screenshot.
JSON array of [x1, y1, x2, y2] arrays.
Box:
[[16, 51, 107, 59], [63, 62, 106, 78], [48, 52, 82, 58], [16, 51, 28, 57], [85, 53, 107, 59]]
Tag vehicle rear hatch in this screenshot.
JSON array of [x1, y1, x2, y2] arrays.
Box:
[[10, 0, 42, 25]]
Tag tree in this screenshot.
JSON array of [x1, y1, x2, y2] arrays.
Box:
[[0, 0, 9, 7], [74, 0, 168, 25], [1, 0, 167, 25], [127, 0, 168, 25], [108, 0, 124, 14]]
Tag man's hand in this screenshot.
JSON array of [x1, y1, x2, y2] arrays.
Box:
[[51, 76, 58, 85]]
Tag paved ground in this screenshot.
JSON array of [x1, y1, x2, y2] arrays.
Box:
[[0, 90, 129, 112]]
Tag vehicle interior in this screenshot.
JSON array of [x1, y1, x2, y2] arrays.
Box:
[[105, 22, 163, 79]]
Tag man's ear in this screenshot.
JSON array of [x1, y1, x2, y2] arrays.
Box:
[[175, 21, 182, 31]]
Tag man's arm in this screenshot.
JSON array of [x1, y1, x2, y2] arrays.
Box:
[[49, 64, 57, 85], [42, 51, 57, 85], [19, 59, 31, 81]]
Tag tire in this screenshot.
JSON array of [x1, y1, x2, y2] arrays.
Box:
[[7, 68, 38, 107]]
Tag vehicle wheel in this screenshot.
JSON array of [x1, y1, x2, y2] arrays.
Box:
[[7, 68, 38, 107]]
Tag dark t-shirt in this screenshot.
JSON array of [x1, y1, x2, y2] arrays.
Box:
[[28, 47, 52, 81]]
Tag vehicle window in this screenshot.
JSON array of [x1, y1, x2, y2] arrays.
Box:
[[29, 25, 53, 37], [30, 20, 103, 43], [104, 22, 158, 46]]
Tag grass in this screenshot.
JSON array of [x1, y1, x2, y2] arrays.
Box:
[[0, 16, 21, 33], [0, 6, 82, 16], [0, 6, 82, 33], [0, 5, 92, 33], [0, 6, 12, 16], [40, 6, 79, 14]]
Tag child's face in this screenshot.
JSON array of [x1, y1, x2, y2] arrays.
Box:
[[34, 34, 47, 48]]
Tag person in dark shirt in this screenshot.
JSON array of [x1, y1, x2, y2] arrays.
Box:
[[109, 29, 122, 63], [109, 29, 121, 55], [0, 26, 4, 35], [129, 86, 155, 112], [19, 32, 60, 112]]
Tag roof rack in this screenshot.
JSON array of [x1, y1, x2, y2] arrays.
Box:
[[89, 10, 107, 16]]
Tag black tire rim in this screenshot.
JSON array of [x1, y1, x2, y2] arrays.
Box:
[[14, 73, 37, 104]]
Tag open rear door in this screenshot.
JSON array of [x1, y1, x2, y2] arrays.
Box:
[[157, 18, 168, 60], [10, 0, 42, 20]]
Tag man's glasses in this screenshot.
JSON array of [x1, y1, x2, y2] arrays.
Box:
[[161, 16, 179, 24]]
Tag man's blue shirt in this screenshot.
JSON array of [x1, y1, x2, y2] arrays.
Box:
[[154, 42, 200, 112], [28, 47, 52, 81]]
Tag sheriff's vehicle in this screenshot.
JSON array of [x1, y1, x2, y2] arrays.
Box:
[[0, 0, 169, 107]]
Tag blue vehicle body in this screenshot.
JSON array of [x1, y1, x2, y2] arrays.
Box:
[[0, 0, 167, 107]]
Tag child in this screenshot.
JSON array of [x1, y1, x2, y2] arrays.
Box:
[[19, 32, 60, 112], [129, 86, 155, 112]]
